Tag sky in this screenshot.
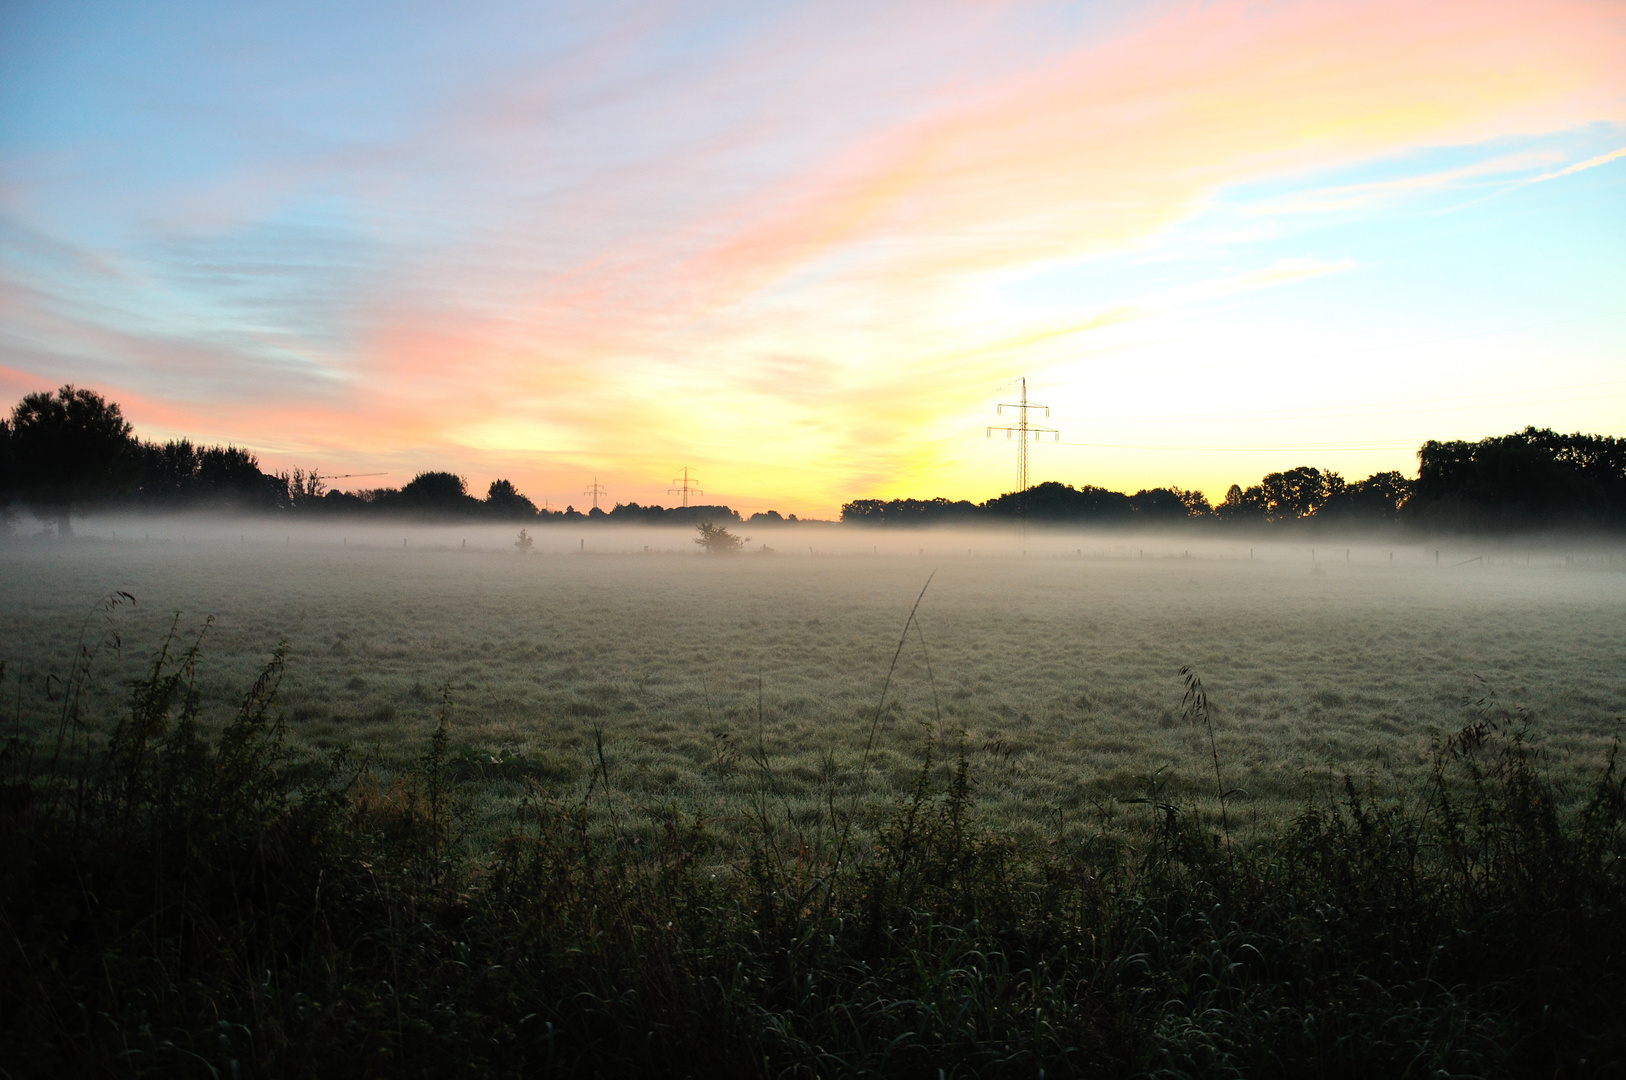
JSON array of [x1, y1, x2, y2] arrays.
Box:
[[1, 0, 1623, 518]]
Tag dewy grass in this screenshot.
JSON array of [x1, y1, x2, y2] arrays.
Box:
[[3, 611, 1626, 1078], [4, 536, 1625, 837]]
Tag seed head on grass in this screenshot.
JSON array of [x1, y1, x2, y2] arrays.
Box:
[[1180, 664, 1232, 837]]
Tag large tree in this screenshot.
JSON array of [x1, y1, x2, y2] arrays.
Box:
[[484, 479, 539, 519], [399, 471, 480, 515], [0, 417, 13, 535], [10, 385, 136, 536], [1414, 427, 1626, 529]]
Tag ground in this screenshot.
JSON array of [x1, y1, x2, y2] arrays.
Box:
[[4, 517, 1623, 839]]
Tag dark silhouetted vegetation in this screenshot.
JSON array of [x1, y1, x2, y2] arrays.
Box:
[[594, 501, 749, 526], [1214, 466, 1413, 524], [1411, 428, 1626, 531], [487, 479, 540, 519], [399, 470, 482, 514], [123, 439, 289, 512], [9, 385, 136, 536], [5, 384, 1623, 533], [3, 612, 1625, 1077], [0, 386, 776, 530], [846, 429, 1626, 532]]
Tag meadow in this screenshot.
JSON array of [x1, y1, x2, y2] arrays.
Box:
[[6, 517, 1626, 1076], [4, 516, 1624, 836]]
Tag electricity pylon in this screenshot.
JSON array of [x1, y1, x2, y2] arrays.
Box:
[[987, 377, 1058, 493], [583, 477, 608, 510], [669, 467, 703, 508]]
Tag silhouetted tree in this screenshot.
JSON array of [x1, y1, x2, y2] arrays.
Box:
[[1323, 470, 1413, 522], [1216, 483, 1266, 521], [135, 439, 202, 506], [485, 479, 539, 519], [196, 445, 279, 509], [275, 468, 325, 510], [399, 471, 480, 514], [1258, 466, 1336, 520], [1129, 487, 1192, 519], [1173, 487, 1213, 516], [986, 481, 1133, 522], [847, 484, 1213, 525], [122, 438, 281, 510], [322, 489, 367, 511], [0, 417, 13, 535], [1413, 427, 1626, 530], [650, 504, 741, 526], [605, 502, 666, 524], [9, 385, 136, 536], [841, 497, 980, 525]]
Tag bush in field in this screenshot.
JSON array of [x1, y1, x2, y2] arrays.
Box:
[[514, 527, 533, 553], [694, 520, 747, 554]]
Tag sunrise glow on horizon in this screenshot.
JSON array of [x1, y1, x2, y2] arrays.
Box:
[[2, 0, 1623, 517]]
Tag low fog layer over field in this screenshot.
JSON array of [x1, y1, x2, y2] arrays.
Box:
[[4, 517, 1624, 833]]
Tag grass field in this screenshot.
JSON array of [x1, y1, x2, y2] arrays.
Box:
[[5, 516, 1624, 837], [7, 516, 1626, 1076]]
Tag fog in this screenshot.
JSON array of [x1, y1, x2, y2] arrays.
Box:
[[5, 511, 1625, 828], [15, 509, 1626, 567]]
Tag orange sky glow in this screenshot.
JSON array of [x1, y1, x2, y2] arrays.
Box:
[[2, 0, 1623, 515]]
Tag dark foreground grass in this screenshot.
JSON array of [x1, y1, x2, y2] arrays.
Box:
[[3, 617, 1626, 1078]]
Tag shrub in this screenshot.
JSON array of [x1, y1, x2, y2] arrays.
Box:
[[694, 520, 747, 554]]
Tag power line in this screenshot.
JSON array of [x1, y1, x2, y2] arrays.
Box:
[[668, 466, 703, 507]]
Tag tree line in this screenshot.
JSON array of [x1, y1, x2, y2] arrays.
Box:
[[3, 384, 1622, 534], [0, 385, 785, 534], [846, 431, 1626, 531]]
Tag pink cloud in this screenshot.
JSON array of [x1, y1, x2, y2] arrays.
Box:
[[684, 0, 1623, 301]]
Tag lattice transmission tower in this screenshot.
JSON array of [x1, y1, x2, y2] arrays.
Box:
[[669, 467, 703, 507], [987, 377, 1058, 493], [583, 477, 608, 510]]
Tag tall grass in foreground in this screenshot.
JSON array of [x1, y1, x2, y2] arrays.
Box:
[[3, 616, 1626, 1078]]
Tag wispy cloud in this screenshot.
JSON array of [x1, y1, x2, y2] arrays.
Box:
[[1527, 144, 1626, 183], [2, 0, 1623, 510]]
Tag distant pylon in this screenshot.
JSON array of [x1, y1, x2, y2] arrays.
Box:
[[583, 477, 608, 510], [987, 377, 1058, 493], [669, 467, 704, 508]]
